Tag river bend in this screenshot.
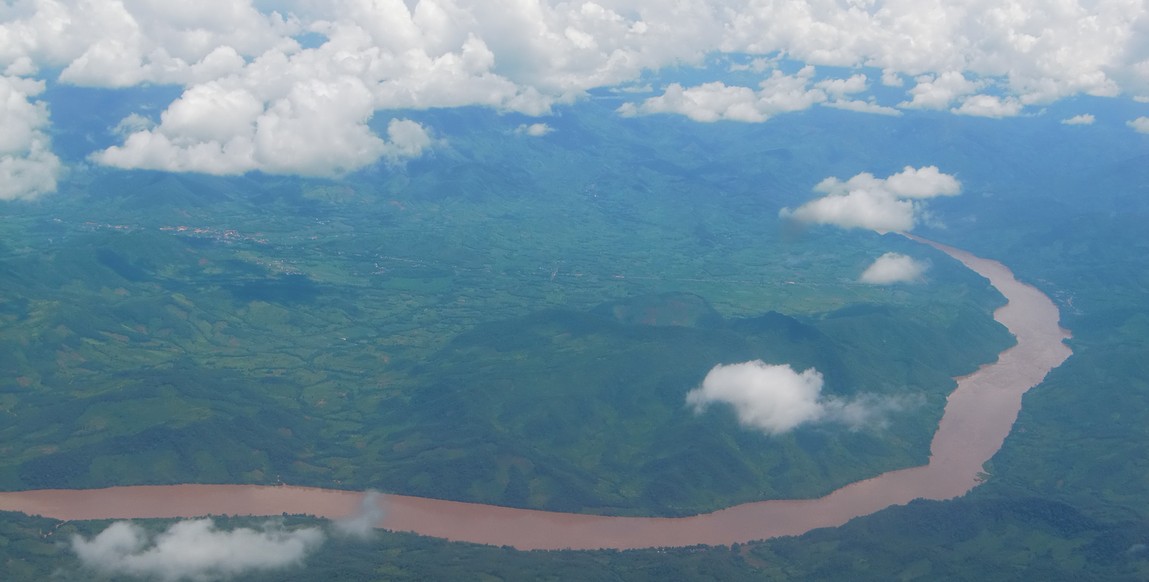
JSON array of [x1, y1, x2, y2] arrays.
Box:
[[0, 237, 1073, 550]]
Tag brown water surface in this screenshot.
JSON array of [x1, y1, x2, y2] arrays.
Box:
[[0, 237, 1072, 550]]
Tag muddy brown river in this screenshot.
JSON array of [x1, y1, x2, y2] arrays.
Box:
[[0, 237, 1073, 550]]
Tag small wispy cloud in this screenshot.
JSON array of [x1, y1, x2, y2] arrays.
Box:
[[515, 123, 553, 137], [1061, 114, 1094, 125], [332, 490, 385, 538], [71, 519, 325, 581], [824, 99, 902, 116]]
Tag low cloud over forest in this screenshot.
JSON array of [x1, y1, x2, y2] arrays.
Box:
[[70, 490, 385, 580], [781, 166, 961, 233], [686, 360, 913, 435], [859, 253, 929, 284]]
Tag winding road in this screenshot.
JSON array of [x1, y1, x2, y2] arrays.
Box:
[[0, 237, 1073, 550]]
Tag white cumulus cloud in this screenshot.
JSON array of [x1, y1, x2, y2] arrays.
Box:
[[71, 519, 325, 581], [781, 166, 961, 233], [782, 188, 918, 233], [380, 118, 434, 162], [0, 75, 61, 200], [4, 0, 1143, 110], [815, 74, 868, 99], [0, 0, 295, 86], [953, 94, 1024, 118], [686, 360, 908, 435], [619, 67, 880, 122], [618, 80, 769, 122], [878, 166, 962, 199], [859, 252, 929, 284], [92, 73, 433, 176], [1128, 116, 1149, 133], [900, 72, 981, 110]]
